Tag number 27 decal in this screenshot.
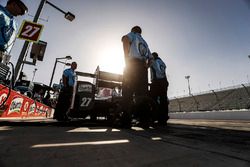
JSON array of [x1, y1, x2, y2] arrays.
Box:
[[21, 25, 40, 37], [80, 97, 92, 107]]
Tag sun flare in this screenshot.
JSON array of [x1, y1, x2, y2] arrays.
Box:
[[97, 44, 125, 74]]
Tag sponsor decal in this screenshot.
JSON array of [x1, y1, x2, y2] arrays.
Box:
[[36, 104, 47, 115], [29, 102, 36, 115], [21, 101, 29, 117], [38, 105, 44, 115], [0, 93, 8, 115], [8, 97, 23, 115], [0, 93, 7, 105], [23, 101, 29, 112], [78, 84, 92, 93]]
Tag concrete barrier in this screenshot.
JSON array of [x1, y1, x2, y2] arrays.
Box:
[[169, 110, 250, 120]]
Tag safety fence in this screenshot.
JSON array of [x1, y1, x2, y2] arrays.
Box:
[[169, 83, 250, 112]]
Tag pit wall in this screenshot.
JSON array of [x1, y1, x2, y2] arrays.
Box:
[[0, 84, 53, 119]]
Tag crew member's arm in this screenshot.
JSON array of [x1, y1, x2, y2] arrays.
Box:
[[146, 51, 154, 68], [62, 74, 68, 87], [0, 14, 15, 45], [122, 35, 130, 65], [147, 57, 154, 68], [0, 14, 7, 51]]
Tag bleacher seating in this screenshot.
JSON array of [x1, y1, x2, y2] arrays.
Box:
[[169, 84, 250, 112]]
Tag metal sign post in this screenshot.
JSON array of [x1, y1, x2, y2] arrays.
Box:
[[14, 0, 47, 82]]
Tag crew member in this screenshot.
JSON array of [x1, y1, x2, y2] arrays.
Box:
[[0, 0, 28, 63], [121, 26, 152, 127], [54, 62, 77, 121], [150, 52, 169, 125]]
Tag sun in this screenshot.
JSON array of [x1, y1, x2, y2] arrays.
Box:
[[97, 44, 125, 74]]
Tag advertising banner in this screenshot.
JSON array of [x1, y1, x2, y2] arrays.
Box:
[[0, 84, 52, 118]]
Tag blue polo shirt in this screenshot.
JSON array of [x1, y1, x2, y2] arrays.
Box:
[[150, 57, 167, 81], [0, 5, 17, 53], [63, 68, 76, 87], [126, 32, 152, 61]]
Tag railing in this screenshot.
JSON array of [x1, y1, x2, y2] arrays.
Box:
[[169, 82, 250, 100], [169, 83, 250, 112]]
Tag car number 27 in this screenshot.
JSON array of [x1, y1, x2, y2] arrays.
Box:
[[80, 97, 92, 107]]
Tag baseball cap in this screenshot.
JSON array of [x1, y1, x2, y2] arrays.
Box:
[[9, 0, 28, 15]]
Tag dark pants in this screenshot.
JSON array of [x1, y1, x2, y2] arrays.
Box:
[[122, 60, 148, 98], [54, 87, 73, 121], [121, 59, 148, 125], [150, 78, 169, 124], [123, 60, 148, 101]]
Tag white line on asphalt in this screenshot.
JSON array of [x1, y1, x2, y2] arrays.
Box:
[[31, 139, 130, 148]]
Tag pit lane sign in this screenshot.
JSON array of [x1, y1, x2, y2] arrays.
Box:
[[17, 20, 44, 42]]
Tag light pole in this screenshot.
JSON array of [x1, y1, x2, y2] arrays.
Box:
[[49, 56, 72, 87], [14, 0, 75, 82], [32, 68, 37, 82], [185, 75, 191, 95]]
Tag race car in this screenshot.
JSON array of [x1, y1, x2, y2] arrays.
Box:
[[67, 66, 124, 124], [65, 66, 164, 128]]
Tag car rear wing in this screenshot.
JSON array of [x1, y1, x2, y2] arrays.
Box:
[[75, 66, 123, 90], [95, 66, 122, 90]]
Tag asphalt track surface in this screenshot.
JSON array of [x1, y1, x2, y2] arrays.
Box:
[[0, 118, 250, 167]]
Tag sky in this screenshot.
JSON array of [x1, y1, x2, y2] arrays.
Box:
[[1, 0, 250, 98]]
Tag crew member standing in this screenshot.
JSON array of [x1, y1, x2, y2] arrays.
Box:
[[121, 26, 152, 127], [0, 0, 28, 63], [54, 62, 77, 121], [150, 52, 169, 125]]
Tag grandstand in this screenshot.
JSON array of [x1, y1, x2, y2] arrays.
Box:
[[169, 83, 250, 112]]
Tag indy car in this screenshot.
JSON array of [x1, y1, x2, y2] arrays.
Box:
[[66, 66, 160, 127], [67, 66, 123, 124]]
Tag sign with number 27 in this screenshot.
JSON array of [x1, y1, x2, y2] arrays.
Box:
[[17, 20, 44, 43]]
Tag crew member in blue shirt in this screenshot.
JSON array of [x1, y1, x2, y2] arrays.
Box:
[[150, 52, 169, 125], [54, 62, 77, 121], [121, 26, 152, 128], [0, 0, 28, 63]]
